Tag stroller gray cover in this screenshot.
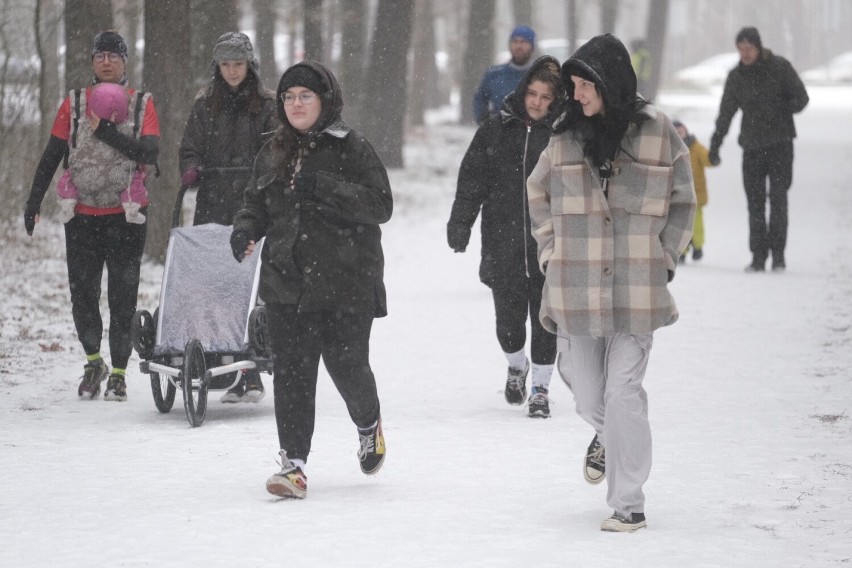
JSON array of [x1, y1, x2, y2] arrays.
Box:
[[155, 223, 263, 355]]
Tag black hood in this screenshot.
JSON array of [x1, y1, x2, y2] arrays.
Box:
[[275, 61, 344, 133], [501, 55, 565, 123], [561, 33, 636, 114]]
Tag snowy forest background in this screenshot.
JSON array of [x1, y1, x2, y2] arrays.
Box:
[[2, 0, 852, 261]]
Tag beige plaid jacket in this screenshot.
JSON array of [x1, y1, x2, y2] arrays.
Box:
[[527, 105, 696, 337]]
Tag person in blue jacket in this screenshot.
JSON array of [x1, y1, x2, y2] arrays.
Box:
[[473, 25, 536, 124]]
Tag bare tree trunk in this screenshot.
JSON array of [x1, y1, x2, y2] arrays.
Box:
[[113, 0, 142, 86], [338, 0, 367, 125], [361, 0, 414, 168], [143, 0, 193, 261], [566, 0, 578, 55], [303, 0, 323, 61], [254, 0, 278, 89], [512, 0, 532, 26], [408, 0, 438, 127], [461, 0, 494, 124], [35, 0, 61, 147], [644, 0, 668, 103], [600, 0, 618, 34], [189, 0, 238, 93], [64, 0, 112, 91]]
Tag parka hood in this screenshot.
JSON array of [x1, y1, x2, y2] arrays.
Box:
[[501, 55, 565, 123], [561, 33, 637, 114], [275, 61, 344, 134]]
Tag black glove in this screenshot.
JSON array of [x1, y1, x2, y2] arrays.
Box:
[[447, 223, 471, 253], [708, 148, 721, 166], [230, 229, 251, 263], [293, 171, 316, 194], [24, 201, 40, 236]]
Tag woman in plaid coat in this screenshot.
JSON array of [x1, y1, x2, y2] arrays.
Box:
[[527, 34, 696, 532]]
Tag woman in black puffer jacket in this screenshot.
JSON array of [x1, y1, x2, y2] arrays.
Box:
[[447, 56, 565, 418], [231, 61, 392, 499]]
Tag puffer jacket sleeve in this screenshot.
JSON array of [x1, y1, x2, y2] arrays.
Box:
[[449, 119, 498, 232], [232, 147, 272, 242], [526, 140, 555, 272], [781, 58, 809, 114], [179, 98, 206, 175]]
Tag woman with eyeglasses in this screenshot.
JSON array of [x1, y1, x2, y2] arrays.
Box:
[[230, 61, 393, 499], [179, 32, 278, 403]]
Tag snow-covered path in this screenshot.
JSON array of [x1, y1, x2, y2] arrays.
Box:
[[2, 87, 851, 567]]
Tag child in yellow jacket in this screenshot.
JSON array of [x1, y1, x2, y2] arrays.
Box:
[[674, 120, 714, 261]]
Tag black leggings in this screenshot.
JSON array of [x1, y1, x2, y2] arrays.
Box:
[[64, 213, 146, 370], [491, 269, 556, 365], [266, 305, 381, 463], [742, 141, 793, 264]]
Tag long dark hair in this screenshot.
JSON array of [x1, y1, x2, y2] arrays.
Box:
[[205, 66, 266, 116]]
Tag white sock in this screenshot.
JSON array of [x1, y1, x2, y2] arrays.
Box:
[[504, 349, 527, 371], [291, 458, 305, 470], [531, 363, 554, 390]]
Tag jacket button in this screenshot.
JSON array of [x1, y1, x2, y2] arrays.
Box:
[[603, 267, 612, 276], [304, 266, 312, 274], [294, 203, 300, 209], [309, 142, 316, 149], [604, 217, 612, 225], [300, 234, 308, 241]]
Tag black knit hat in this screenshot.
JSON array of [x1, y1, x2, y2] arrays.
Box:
[[736, 27, 762, 51], [278, 65, 326, 95], [91, 31, 128, 60]]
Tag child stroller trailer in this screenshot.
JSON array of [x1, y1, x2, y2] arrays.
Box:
[[131, 176, 271, 426]]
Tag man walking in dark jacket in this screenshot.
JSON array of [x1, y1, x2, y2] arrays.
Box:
[[709, 27, 809, 272]]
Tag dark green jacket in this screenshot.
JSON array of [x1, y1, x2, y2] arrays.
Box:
[[711, 49, 809, 152]]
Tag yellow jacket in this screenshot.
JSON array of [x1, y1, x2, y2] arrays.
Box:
[[685, 136, 713, 206]]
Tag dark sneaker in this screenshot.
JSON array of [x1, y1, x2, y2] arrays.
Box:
[[104, 373, 128, 401], [745, 260, 766, 272], [601, 511, 647, 532], [78, 360, 108, 400], [358, 417, 386, 475], [771, 259, 786, 272], [692, 247, 703, 261], [504, 360, 529, 405], [243, 371, 265, 403], [266, 450, 307, 499], [527, 386, 550, 418], [584, 435, 606, 485], [220, 380, 245, 403]]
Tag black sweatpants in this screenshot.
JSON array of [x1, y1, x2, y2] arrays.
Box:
[[64, 212, 146, 370], [266, 304, 381, 463], [742, 141, 794, 265], [491, 268, 556, 365]]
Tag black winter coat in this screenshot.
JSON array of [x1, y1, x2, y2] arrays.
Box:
[[179, 82, 277, 225], [712, 49, 809, 152], [233, 122, 392, 317], [448, 60, 561, 287]]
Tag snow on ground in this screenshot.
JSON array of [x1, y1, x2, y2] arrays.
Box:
[[1, 87, 851, 567]]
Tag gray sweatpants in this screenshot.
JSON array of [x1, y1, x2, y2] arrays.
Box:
[[557, 333, 653, 517]]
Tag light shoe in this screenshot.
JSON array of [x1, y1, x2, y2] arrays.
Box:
[[243, 371, 265, 403], [504, 359, 529, 405], [584, 435, 605, 484], [527, 386, 550, 418], [601, 511, 646, 532], [266, 450, 307, 499], [78, 359, 108, 400]]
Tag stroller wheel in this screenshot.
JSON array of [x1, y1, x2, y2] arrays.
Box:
[[182, 339, 208, 427], [249, 305, 270, 356], [150, 371, 176, 413], [131, 309, 156, 360]]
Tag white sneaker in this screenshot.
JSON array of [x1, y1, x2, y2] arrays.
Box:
[[601, 511, 646, 532]]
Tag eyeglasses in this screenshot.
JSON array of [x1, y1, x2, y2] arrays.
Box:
[[281, 92, 317, 106], [93, 52, 122, 63]]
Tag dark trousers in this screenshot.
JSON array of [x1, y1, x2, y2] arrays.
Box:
[[64, 213, 146, 370], [266, 304, 381, 463], [491, 268, 556, 365], [742, 141, 793, 265]]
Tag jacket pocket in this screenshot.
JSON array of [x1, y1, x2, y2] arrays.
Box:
[[620, 163, 672, 217], [549, 164, 592, 215]]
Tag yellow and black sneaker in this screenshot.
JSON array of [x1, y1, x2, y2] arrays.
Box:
[[78, 359, 108, 400], [357, 417, 386, 475], [266, 450, 307, 499], [104, 373, 128, 402]]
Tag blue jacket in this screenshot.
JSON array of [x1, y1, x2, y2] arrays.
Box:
[[473, 62, 530, 124]]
